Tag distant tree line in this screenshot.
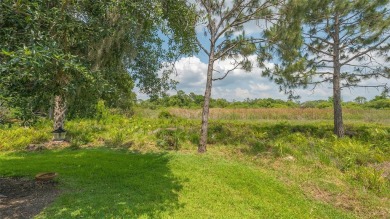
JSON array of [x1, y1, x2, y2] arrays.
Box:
[[137, 90, 390, 109]]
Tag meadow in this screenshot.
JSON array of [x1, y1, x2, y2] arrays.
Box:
[[0, 107, 389, 218]]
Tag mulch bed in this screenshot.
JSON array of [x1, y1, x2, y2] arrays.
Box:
[[0, 177, 59, 219]]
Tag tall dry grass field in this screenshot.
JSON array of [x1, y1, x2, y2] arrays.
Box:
[[169, 108, 390, 124]]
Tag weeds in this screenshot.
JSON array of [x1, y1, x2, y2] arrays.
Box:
[[350, 166, 387, 192]]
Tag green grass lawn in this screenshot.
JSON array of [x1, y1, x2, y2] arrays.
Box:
[[0, 149, 353, 218]]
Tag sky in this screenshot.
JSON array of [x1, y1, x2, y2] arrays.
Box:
[[161, 55, 388, 102], [136, 2, 390, 102]]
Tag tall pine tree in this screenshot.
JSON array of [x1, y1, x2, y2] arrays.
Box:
[[263, 0, 390, 137], [195, 0, 279, 152]]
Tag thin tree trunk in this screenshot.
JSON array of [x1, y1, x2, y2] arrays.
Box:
[[332, 13, 345, 138], [48, 97, 54, 120], [53, 95, 66, 131], [199, 53, 215, 153]]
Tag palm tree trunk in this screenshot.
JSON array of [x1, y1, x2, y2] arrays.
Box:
[[53, 95, 66, 131]]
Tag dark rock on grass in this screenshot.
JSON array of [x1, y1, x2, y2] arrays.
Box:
[[0, 177, 59, 219]]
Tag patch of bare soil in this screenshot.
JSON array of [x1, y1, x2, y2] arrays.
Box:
[[0, 177, 59, 219], [25, 141, 71, 152], [370, 161, 390, 179]]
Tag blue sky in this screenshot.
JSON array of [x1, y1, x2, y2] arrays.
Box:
[[137, 3, 390, 102]]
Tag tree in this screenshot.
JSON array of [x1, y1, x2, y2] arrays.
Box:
[[264, 0, 390, 137], [0, 0, 196, 128], [354, 96, 367, 104], [195, 0, 279, 152]]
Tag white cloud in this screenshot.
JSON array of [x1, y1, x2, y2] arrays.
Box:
[[249, 83, 271, 91], [135, 55, 388, 102], [152, 1, 389, 102]]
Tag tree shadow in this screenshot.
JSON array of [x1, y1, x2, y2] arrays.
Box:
[[0, 149, 184, 218]]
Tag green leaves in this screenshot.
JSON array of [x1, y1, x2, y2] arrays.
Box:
[[265, 0, 390, 94], [0, 0, 198, 123]]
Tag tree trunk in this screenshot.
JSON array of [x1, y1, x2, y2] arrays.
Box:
[[332, 13, 345, 138], [199, 53, 215, 153], [53, 95, 66, 131], [333, 69, 344, 137]]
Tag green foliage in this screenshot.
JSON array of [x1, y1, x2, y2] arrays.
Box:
[[0, 122, 51, 150], [105, 131, 125, 148], [139, 91, 390, 110], [263, 0, 390, 138], [139, 90, 300, 109], [95, 101, 110, 122], [365, 98, 390, 109], [158, 111, 175, 119], [208, 124, 233, 144], [0, 0, 197, 122], [332, 139, 375, 170], [301, 100, 332, 109], [0, 97, 12, 124], [265, 0, 390, 92], [155, 128, 185, 150]]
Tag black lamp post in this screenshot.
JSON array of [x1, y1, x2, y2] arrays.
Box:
[[52, 127, 66, 141]]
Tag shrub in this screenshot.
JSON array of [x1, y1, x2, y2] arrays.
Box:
[[158, 111, 174, 119], [155, 128, 184, 150], [188, 132, 200, 145], [208, 124, 232, 144]]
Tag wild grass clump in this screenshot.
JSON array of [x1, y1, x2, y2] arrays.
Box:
[[332, 139, 377, 170], [105, 131, 125, 148], [349, 166, 388, 192]]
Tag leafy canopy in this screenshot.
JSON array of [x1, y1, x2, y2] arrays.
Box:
[[262, 0, 390, 97], [0, 0, 197, 121]]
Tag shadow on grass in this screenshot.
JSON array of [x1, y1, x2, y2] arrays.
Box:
[[0, 149, 184, 218]]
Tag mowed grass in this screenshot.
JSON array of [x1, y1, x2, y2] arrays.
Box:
[[0, 149, 353, 218]]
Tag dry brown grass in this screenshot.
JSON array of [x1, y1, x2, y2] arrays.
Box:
[[169, 108, 390, 124]]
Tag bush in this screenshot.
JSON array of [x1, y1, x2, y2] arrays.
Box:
[[155, 128, 184, 150], [158, 111, 174, 119], [365, 99, 390, 109], [208, 124, 232, 144]]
